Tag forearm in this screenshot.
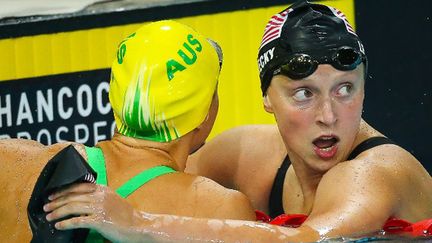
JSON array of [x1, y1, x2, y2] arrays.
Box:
[[130, 212, 320, 243], [47, 184, 318, 242]]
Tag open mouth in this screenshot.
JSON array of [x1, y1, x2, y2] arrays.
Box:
[[312, 135, 340, 159], [313, 136, 339, 150]]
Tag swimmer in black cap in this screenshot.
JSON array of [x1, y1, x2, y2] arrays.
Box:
[[257, 0, 366, 95], [44, 1, 432, 242]]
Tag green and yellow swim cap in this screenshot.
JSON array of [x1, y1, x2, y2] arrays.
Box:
[[109, 20, 220, 142]]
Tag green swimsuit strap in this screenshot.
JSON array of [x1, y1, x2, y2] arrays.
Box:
[[115, 165, 176, 197], [84, 146, 107, 243], [83, 146, 177, 243], [85, 146, 177, 195], [84, 146, 108, 186]]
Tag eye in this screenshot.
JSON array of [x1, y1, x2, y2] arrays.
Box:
[[293, 89, 313, 102], [336, 84, 353, 97]]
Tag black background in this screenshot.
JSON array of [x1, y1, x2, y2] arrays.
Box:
[[355, 0, 432, 172], [0, 69, 112, 145]]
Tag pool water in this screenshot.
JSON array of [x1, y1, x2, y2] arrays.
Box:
[[322, 235, 432, 242]]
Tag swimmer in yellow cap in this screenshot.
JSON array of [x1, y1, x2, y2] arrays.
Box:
[[110, 20, 221, 143], [0, 20, 255, 242]]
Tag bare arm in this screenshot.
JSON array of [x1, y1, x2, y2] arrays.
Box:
[[46, 160, 398, 242], [92, 212, 319, 243], [174, 157, 400, 241], [303, 158, 399, 237], [45, 184, 319, 242]]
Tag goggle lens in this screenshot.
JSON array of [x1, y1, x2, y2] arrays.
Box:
[[274, 47, 364, 80], [332, 47, 362, 70]]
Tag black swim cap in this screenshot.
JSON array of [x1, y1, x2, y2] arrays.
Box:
[[257, 0, 366, 95]]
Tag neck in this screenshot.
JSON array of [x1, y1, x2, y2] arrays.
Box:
[[109, 132, 192, 171], [287, 152, 324, 213]]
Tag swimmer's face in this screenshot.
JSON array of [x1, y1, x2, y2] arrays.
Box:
[[190, 91, 219, 154], [264, 64, 365, 172]]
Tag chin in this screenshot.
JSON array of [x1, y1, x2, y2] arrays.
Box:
[[307, 156, 341, 174]]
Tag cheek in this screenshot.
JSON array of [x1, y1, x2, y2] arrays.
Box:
[[339, 95, 364, 131], [347, 93, 364, 117], [274, 107, 314, 140]]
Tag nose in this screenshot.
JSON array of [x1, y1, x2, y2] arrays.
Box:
[[316, 97, 337, 126]]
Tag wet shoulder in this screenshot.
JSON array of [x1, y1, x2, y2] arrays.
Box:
[[197, 124, 286, 172], [192, 174, 256, 220], [222, 125, 287, 205], [333, 142, 417, 176], [127, 172, 255, 220], [168, 172, 243, 198], [347, 140, 419, 172], [224, 124, 286, 159], [0, 138, 78, 162], [171, 173, 256, 220], [325, 142, 428, 198], [325, 142, 432, 221], [346, 120, 420, 174], [227, 124, 281, 141]]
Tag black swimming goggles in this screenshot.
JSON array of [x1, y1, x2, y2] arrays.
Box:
[[273, 46, 366, 80]]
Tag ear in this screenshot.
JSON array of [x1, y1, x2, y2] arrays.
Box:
[[263, 95, 274, 113]]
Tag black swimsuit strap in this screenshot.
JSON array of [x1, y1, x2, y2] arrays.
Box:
[[268, 155, 291, 218], [347, 137, 395, 160], [268, 136, 396, 217]]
